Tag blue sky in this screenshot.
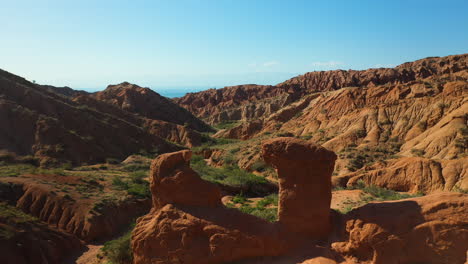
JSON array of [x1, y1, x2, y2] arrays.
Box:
[[1, 0, 467, 92]]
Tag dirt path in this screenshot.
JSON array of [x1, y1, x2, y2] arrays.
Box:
[[331, 189, 364, 211], [73, 244, 103, 264]]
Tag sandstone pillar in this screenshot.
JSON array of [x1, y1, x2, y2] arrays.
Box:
[[262, 137, 337, 238]]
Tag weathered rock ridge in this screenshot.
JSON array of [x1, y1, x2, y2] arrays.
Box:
[[93, 82, 213, 132], [175, 54, 467, 125], [0, 177, 150, 242]]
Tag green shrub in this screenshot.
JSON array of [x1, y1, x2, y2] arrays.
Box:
[[223, 153, 236, 165], [111, 173, 150, 199], [112, 176, 129, 190], [191, 155, 270, 196], [250, 160, 268, 172], [256, 193, 278, 208], [232, 193, 250, 205], [238, 206, 277, 222], [362, 185, 417, 201], [122, 164, 150, 172], [127, 183, 150, 198], [130, 171, 147, 184], [101, 228, 133, 264]]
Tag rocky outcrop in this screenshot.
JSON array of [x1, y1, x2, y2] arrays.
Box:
[[213, 120, 264, 140], [145, 119, 203, 148], [333, 157, 468, 193], [149, 150, 222, 208], [332, 192, 468, 264], [262, 138, 337, 238], [93, 82, 213, 132], [175, 85, 299, 124], [132, 150, 298, 264]]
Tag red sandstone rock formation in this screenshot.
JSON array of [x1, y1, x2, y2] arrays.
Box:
[[262, 137, 337, 238], [131, 139, 468, 264], [332, 192, 468, 264], [333, 156, 468, 193], [132, 150, 297, 264], [149, 150, 222, 208]]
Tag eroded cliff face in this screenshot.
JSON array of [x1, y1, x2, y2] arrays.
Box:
[[333, 156, 468, 193], [0, 176, 150, 242]]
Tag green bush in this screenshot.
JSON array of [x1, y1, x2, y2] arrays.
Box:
[[122, 164, 150, 172], [127, 183, 150, 198], [250, 160, 268, 172], [232, 193, 250, 205], [112, 176, 129, 190], [130, 171, 147, 184], [256, 193, 278, 208], [362, 185, 416, 201], [238, 206, 277, 222], [191, 155, 270, 196], [111, 173, 151, 199], [101, 228, 133, 264]]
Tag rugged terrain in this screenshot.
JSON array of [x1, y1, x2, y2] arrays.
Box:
[[0, 70, 213, 166], [178, 54, 468, 194], [0, 54, 467, 264], [131, 139, 467, 264]]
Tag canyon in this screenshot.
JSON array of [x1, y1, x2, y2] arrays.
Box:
[[0, 53, 467, 264]]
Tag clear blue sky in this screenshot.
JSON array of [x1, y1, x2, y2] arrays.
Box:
[[1, 0, 467, 92]]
